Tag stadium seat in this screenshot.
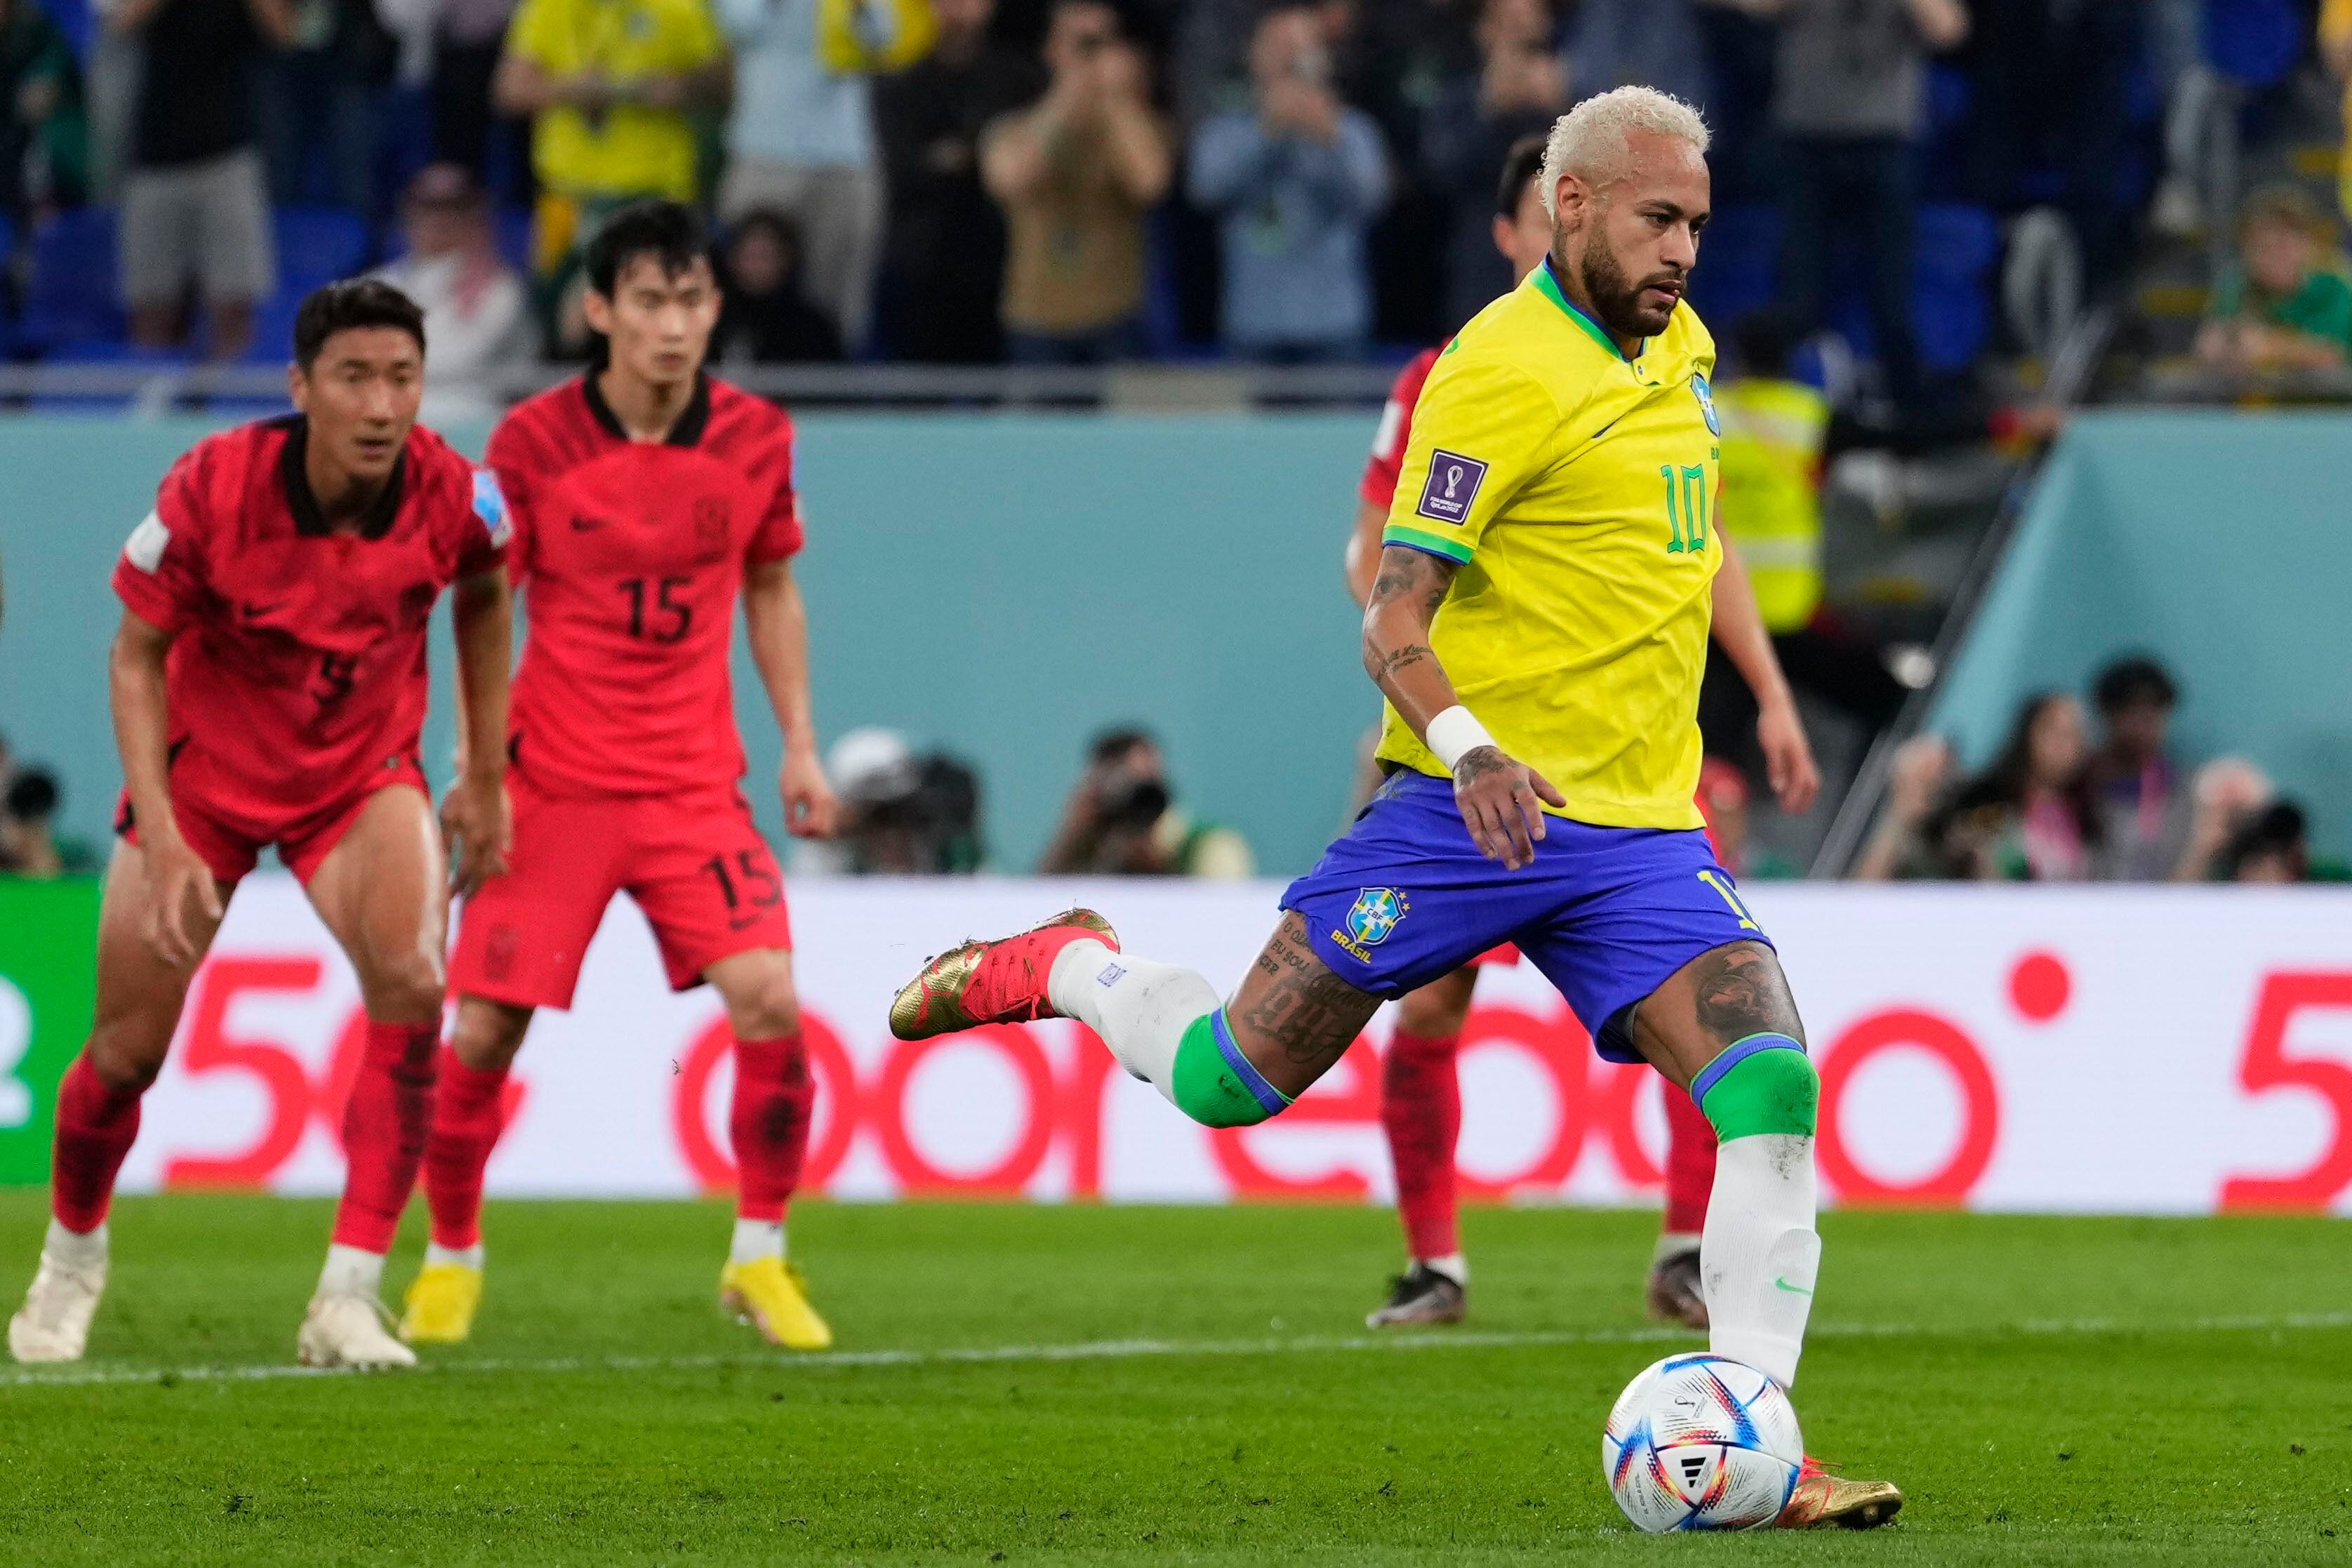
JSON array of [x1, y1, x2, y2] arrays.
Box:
[[274, 206, 372, 293], [1912, 204, 2000, 372], [20, 207, 121, 352]]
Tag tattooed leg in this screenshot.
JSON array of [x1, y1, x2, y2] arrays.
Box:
[[1041, 910, 1381, 1129], [1627, 938, 1821, 1387]]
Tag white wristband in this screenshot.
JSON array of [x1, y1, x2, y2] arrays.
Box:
[[1423, 705, 1496, 772]]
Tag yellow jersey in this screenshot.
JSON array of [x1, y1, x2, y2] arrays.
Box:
[[505, 0, 722, 203], [1378, 261, 1720, 832]]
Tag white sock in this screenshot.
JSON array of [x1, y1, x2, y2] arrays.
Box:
[[1418, 1252, 1468, 1287], [425, 1242, 484, 1270], [317, 1243, 387, 1299], [1047, 940, 1220, 1108], [1701, 1134, 1820, 1388], [731, 1218, 785, 1265], [44, 1218, 107, 1271]]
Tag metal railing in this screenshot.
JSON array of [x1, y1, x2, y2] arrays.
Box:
[[0, 359, 1413, 413], [1808, 303, 2120, 878]]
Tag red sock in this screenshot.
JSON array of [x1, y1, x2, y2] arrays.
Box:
[[730, 1034, 813, 1223], [330, 1021, 439, 1254], [423, 1048, 510, 1251], [1663, 1078, 1720, 1237], [1381, 1030, 1462, 1261], [51, 1055, 147, 1234]]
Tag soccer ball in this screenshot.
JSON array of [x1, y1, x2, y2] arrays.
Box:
[[1600, 1353, 1803, 1532]]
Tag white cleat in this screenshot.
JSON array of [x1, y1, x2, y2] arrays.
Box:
[[295, 1292, 418, 1370], [8, 1249, 107, 1364]]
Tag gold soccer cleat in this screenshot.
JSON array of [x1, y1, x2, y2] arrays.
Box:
[[719, 1257, 834, 1350], [888, 910, 1118, 1040], [399, 1261, 484, 1344], [1777, 1457, 1903, 1529]]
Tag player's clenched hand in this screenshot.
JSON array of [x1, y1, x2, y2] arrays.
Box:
[[1757, 700, 1821, 816], [782, 748, 839, 839], [142, 831, 222, 968], [440, 777, 512, 897], [1452, 746, 1567, 872]]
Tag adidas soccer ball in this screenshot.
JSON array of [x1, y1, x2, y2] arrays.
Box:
[[1600, 1353, 1803, 1532]]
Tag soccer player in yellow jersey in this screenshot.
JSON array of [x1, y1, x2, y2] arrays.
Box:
[[890, 86, 1896, 1528]]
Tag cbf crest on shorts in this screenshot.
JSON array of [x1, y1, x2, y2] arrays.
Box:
[[1692, 373, 1720, 437], [1333, 886, 1409, 964]]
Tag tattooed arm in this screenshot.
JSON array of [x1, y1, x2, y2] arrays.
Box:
[[1360, 544, 1565, 868]]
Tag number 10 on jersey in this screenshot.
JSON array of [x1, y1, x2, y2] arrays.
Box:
[[1660, 464, 1709, 554]]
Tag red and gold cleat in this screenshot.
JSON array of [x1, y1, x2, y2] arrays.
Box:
[[889, 910, 1119, 1041], [1777, 1456, 1903, 1529]]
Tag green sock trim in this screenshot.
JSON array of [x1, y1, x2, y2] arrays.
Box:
[[1170, 1012, 1287, 1128], [1701, 1044, 1819, 1142]]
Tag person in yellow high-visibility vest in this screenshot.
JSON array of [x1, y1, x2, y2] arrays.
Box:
[[1715, 366, 1830, 636], [1699, 310, 1905, 777]]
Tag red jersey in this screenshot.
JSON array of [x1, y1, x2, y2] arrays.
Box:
[[112, 416, 505, 832], [487, 373, 802, 799], [1358, 347, 1442, 510]]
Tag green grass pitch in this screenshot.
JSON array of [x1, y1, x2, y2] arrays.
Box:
[[4, 1193, 2348, 1565]]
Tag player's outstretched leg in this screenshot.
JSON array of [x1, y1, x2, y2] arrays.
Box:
[[1627, 940, 1899, 1530], [706, 950, 830, 1351], [298, 788, 450, 1370], [400, 996, 533, 1345], [1646, 1086, 1717, 1330], [892, 908, 1381, 1127], [1368, 965, 1476, 1329], [8, 844, 224, 1363]]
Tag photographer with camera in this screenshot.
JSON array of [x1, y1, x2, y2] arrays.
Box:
[[1187, 3, 1388, 361], [801, 727, 985, 875], [1037, 728, 1254, 879]]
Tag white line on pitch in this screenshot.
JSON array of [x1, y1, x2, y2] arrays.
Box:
[[4, 1310, 2348, 1392]]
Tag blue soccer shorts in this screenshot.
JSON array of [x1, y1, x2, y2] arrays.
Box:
[[1279, 771, 1771, 1061]]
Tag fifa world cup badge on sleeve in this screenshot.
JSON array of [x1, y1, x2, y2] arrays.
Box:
[[472, 469, 512, 548], [1416, 451, 1488, 525], [1334, 886, 1409, 964]]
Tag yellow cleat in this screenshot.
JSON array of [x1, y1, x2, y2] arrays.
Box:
[[1776, 1458, 1903, 1529], [399, 1261, 483, 1345], [889, 910, 1118, 1041], [719, 1257, 834, 1350]]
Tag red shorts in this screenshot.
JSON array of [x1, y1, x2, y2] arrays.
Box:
[[1468, 944, 1522, 968], [114, 757, 430, 887], [450, 774, 791, 1009]]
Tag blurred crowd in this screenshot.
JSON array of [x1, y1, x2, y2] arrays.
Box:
[[0, 732, 96, 878], [1850, 655, 2339, 884], [4, 0, 2329, 392]]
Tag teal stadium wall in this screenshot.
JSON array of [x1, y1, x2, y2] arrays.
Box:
[[0, 414, 1377, 875], [1927, 411, 2352, 863], [6, 408, 2345, 872]]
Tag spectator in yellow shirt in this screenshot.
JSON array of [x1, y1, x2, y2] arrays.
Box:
[[495, 0, 731, 274]]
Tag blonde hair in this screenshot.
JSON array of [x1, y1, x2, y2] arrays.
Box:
[[1538, 86, 1710, 217]]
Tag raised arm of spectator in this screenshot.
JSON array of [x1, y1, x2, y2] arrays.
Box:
[[1187, 113, 1281, 211], [1096, 66, 1171, 205], [981, 100, 1068, 203], [1308, 112, 1388, 220]]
